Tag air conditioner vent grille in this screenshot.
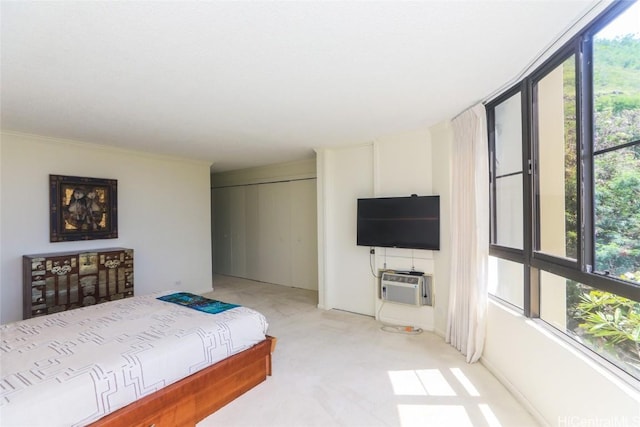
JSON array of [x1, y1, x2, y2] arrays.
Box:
[[380, 272, 433, 306]]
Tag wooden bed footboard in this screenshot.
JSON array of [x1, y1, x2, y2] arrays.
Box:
[[91, 336, 276, 427]]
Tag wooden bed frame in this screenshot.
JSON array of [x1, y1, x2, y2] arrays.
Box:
[[91, 336, 276, 427]]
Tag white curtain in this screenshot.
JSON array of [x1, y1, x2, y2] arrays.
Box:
[[445, 103, 489, 363]]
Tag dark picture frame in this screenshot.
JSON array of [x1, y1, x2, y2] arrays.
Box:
[[50, 175, 118, 242]]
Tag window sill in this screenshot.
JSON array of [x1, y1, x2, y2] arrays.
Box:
[[488, 298, 640, 395]]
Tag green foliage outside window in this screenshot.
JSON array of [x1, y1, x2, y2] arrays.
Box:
[[569, 285, 640, 379], [593, 34, 640, 281], [565, 34, 640, 380]]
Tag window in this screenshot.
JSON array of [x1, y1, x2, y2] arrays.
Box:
[[488, 89, 527, 309], [540, 272, 640, 380], [488, 256, 524, 308], [592, 5, 640, 281], [534, 54, 579, 262], [491, 92, 524, 251], [487, 1, 640, 380]]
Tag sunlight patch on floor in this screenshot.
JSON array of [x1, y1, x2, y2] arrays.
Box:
[[479, 403, 502, 427], [390, 368, 503, 427], [450, 367, 480, 396], [397, 404, 474, 427], [388, 369, 457, 396]]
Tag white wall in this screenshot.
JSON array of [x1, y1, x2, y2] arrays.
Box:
[[430, 121, 453, 336], [483, 300, 640, 425], [372, 129, 436, 331], [0, 132, 213, 323], [212, 158, 316, 187], [317, 129, 441, 331], [316, 144, 375, 315]]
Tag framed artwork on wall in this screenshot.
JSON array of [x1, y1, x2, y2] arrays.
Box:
[[49, 174, 118, 242]]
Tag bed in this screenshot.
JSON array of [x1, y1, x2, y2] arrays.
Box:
[[0, 291, 275, 426]]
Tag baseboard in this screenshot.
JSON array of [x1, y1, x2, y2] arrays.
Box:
[[480, 356, 550, 427]]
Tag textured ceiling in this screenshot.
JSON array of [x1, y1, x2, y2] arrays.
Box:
[[1, 1, 603, 171]]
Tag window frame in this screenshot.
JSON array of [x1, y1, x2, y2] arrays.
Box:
[[587, 9, 640, 280], [487, 0, 640, 317], [487, 84, 528, 254], [487, 83, 534, 313], [529, 42, 582, 270]]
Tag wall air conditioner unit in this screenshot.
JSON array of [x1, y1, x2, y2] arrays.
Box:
[[380, 271, 433, 306]]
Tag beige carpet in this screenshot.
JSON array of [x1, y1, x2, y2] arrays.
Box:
[[197, 274, 539, 427]]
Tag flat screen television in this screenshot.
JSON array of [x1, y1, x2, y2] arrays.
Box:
[[357, 195, 440, 250]]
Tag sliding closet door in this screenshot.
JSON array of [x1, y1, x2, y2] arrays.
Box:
[[213, 177, 318, 290], [290, 179, 318, 290], [257, 181, 292, 286], [229, 186, 247, 277], [212, 187, 231, 275], [244, 184, 260, 281]]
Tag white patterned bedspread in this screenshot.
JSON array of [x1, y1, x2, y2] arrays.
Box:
[[0, 291, 268, 426]]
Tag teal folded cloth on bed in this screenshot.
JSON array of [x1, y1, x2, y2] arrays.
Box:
[[157, 292, 240, 314]]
